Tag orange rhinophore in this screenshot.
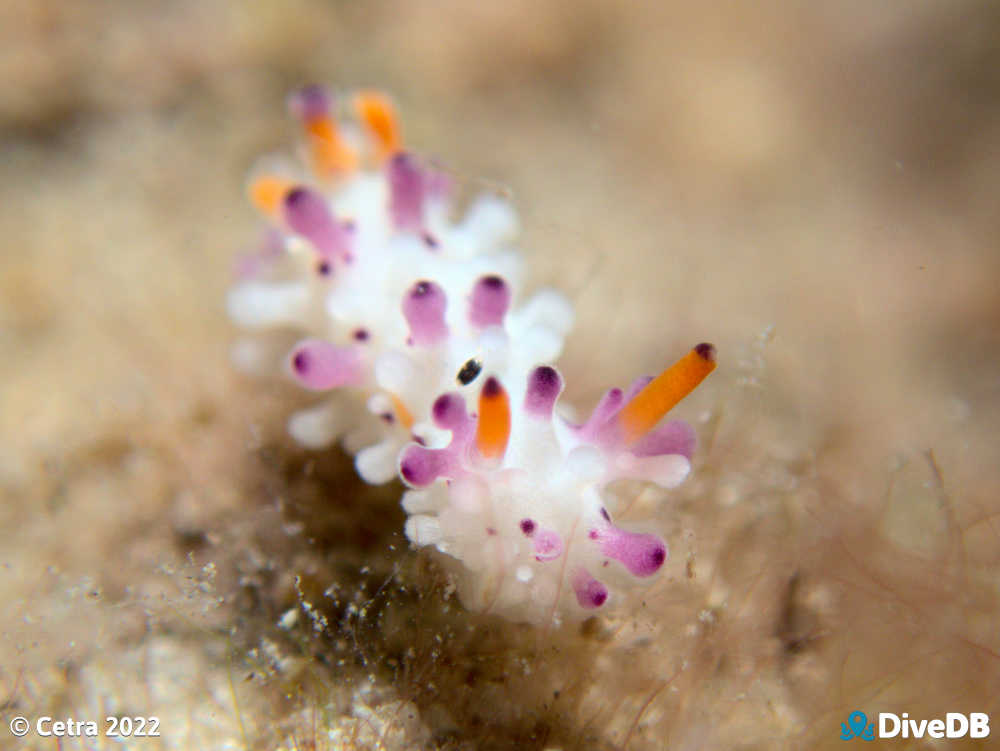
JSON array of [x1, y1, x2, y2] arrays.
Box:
[[617, 343, 716, 444], [248, 175, 294, 217], [304, 115, 358, 177], [475, 376, 511, 460], [354, 91, 402, 162]]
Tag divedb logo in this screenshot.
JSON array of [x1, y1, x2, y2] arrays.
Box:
[[841, 710, 990, 741]]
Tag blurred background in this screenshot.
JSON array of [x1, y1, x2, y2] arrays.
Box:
[[2, 1, 998, 749]]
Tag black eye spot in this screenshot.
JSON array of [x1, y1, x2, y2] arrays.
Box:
[[456, 358, 483, 386]]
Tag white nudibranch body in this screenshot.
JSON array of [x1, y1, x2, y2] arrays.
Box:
[[228, 86, 716, 625]]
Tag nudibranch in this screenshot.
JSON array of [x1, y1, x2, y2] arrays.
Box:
[[228, 85, 717, 625]]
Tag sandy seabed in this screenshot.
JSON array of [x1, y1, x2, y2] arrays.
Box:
[[2, 1, 999, 749]]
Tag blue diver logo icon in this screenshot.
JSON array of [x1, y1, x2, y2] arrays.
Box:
[[841, 711, 875, 741]]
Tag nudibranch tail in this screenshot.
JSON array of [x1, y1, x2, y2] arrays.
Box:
[[617, 343, 716, 444]]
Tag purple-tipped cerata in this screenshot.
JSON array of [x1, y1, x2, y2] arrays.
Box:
[[590, 525, 667, 577], [388, 152, 425, 233], [289, 340, 362, 391], [585, 376, 658, 448], [532, 528, 564, 562], [403, 280, 449, 346], [572, 568, 608, 609], [283, 187, 351, 261], [431, 393, 477, 446], [431, 393, 467, 430], [631, 420, 696, 459], [468, 275, 511, 328], [621, 375, 655, 404], [575, 388, 625, 441], [287, 85, 330, 121], [518, 516, 563, 560], [423, 165, 452, 200], [524, 365, 563, 418], [399, 445, 455, 487]]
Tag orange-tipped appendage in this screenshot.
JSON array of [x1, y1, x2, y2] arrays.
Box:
[[248, 175, 294, 217], [617, 343, 717, 444], [304, 116, 357, 177], [390, 393, 415, 431], [476, 376, 511, 460], [354, 91, 401, 162]]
